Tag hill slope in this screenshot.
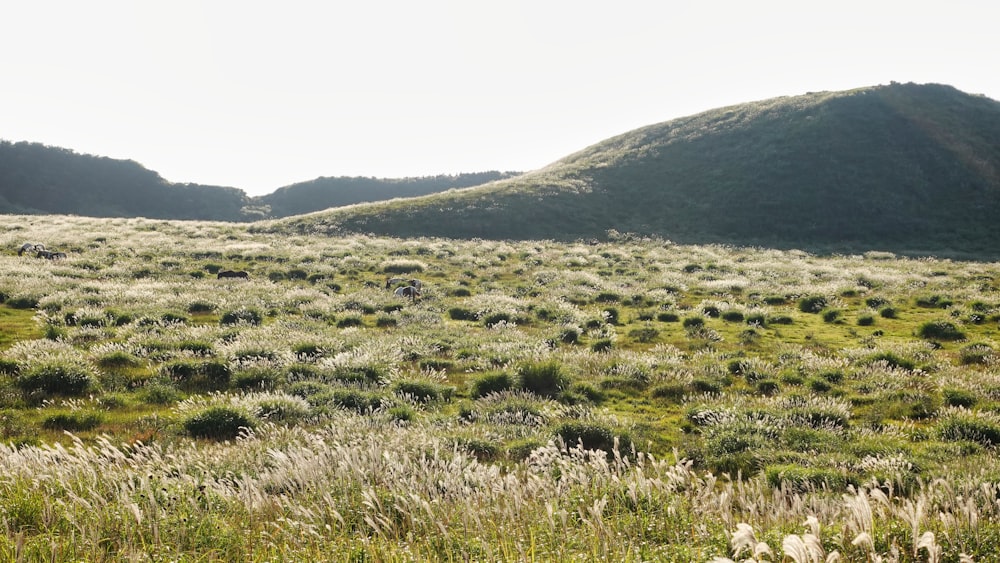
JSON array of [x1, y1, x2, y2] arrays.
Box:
[[272, 82, 1000, 258], [0, 141, 252, 220], [255, 172, 520, 217], [0, 141, 516, 221]]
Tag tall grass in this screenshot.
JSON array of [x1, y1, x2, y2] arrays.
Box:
[[1, 215, 1000, 558]]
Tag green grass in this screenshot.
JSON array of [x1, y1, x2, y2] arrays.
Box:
[[1, 214, 1000, 559]]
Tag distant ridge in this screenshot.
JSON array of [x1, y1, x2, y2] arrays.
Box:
[[0, 140, 515, 221], [272, 83, 1000, 259]]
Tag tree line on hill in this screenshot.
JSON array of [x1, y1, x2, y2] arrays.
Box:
[[0, 140, 517, 221]]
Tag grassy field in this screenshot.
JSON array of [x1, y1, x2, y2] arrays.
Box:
[[1, 215, 999, 560]]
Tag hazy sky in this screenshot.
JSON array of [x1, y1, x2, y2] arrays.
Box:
[[2, 1, 997, 196]]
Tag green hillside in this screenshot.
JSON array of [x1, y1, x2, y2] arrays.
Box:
[[0, 141, 255, 220], [273, 83, 1000, 258], [0, 141, 515, 221], [257, 172, 520, 217]]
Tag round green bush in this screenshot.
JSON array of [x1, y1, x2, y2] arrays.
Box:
[[393, 380, 452, 402], [448, 307, 477, 321], [555, 422, 632, 457], [682, 316, 705, 329], [220, 308, 263, 326], [657, 312, 680, 322], [518, 361, 568, 398], [470, 371, 515, 398], [17, 363, 96, 397], [722, 311, 744, 323], [917, 320, 965, 341], [798, 296, 827, 313], [184, 407, 256, 440]]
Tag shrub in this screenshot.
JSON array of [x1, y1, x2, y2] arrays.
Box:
[[518, 361, 569, 398], [768, 315, 794, 325], [288, 381, 331, 399], [602, 308, 620, 325], [454, 437, 500, 462], [389, 405, 416, 422], [755, 379, 780, 395], [0, 360, 20, 376], [938, 411, 1000, 446], [42, 411, 103, 431], [879, 307, 898, 319], [6, 296, 38, 309], [336, 316, 364, 328], [141, 383, 181, 405], [184, 406, 256, 440], [822, 309, 842, 323], [959, 343, 994, 365], [915, 295, 952, 308], [798, 296, 827, 313], [17, 363, 96, 397], [866, 352, 915, 371], [628, 327, 659, 343], [690, 378, 722, 394], [330, 366, 388, 385], [567, 382, 605, 404], [331, 389, 387, 413], [393, 380, 452, 402], [917, 320, 965, 341], [160, 312, 189, 324], [857, 314, 875, 326], [651, 383, 687, 402], [177, 340, 213, 355], [220, 308, 262, 326], [254, 397, 311, 423], [682, 316, 705, 329], [765, 464, 854, 493], [470, 372, 515, 398], [865, 297, 890, 308], [96, 351, 142, 369], [448, 307, 477, 321], [590, 339, 613, 353], [187, 301, 215, 314], [657, 312, 680, 322], [943, 388, 977, 408], [558, 327, 581, 344], [555, 422, 631, 457], [382, 261, 424, 274], [233, 367, 278, 391]]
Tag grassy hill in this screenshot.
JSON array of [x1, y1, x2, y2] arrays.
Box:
[[0, 141, 517, 221], [253, 171, 520, 217], [273, 82, 1000, 258]]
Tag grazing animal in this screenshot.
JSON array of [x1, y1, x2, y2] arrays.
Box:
[[35, 251, 66, 260], [394, 285, 421, 301], [217, 270, 250, 279], [386, 277, 422, 291], [18, 243, 44, 256]]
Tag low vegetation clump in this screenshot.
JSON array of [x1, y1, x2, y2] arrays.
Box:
[[1, 215, 1000, 558]]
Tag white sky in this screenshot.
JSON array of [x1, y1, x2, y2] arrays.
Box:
[[2, 1, 997, 196]]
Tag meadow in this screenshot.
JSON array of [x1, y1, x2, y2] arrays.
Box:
[[1, 215, 999, 561]]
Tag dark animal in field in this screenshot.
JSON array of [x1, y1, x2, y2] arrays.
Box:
[[386, 277, 422, 291], [217, 270, 250, 279], [394, 285, 421, 301], [18, 243, 44, 256], [35, 250, 66, 259]]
